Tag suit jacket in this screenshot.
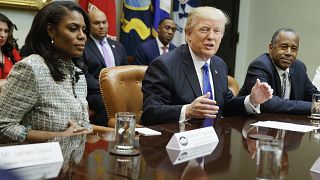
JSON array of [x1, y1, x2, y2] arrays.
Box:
[[134, 38, 176, 65], [82, 37, 128, 94], [141, 44, 247, 125], [238, 53, 319, 114]]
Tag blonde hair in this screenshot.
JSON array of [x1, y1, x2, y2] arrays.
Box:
[[185, 6, 229, 34]]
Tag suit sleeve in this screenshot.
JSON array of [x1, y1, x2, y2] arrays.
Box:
[[0, 61, 38, 143], [134, 45, 148, 65], [117, 42, 128, 65], [141, 59, 183, 125]]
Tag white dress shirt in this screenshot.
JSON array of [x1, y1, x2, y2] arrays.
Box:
[[156, 37, 168, 55], [275, 65, 291, 99], [313, 66, 320, 91]]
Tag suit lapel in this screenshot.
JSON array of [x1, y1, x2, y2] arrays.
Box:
[[289, 67, 295, 99], [152, 39, 161, 56], [182, 46, 202, 98], [88, 38, 106, 66], [107, 39, 119, 66], [210, 58, 223, 105]]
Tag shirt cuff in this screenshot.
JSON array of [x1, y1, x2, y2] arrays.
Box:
[[179, 105, 190, 123], [244, 95, 261, 114]]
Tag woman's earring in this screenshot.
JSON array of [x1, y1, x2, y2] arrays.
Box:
[[51, 37, 54, 44]]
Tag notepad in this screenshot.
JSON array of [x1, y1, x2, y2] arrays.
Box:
[[136, 128, 161, 136]]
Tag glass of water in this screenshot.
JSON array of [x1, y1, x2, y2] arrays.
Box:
[[256, 139, 283, 180], [111, 112, 140, 156], [311, 94, 320, 119]]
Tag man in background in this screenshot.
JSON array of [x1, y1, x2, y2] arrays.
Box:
[[82, 9, 127, 126], [238, 28, 319, 114], [134, 17, 177, 65]]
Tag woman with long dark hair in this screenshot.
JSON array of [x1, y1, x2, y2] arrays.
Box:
[[0, 13, 21, 79], [0, 1, 92, 159]]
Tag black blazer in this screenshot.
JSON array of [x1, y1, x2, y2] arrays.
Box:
[[82, 37, 128, 94], [141, 44, 247, 125], [238, 53, 319, 114]]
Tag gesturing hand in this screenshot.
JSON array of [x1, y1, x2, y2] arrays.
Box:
[[249, 79, 273, 106], [185, 92, 219, 119], [63, 120, 90, 137]]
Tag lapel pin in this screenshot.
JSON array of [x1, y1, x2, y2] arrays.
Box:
[[112, 45, 115, 48], [215, 70, 218, 74]]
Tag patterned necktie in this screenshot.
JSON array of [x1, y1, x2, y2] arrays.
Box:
[[162, 46, 168, 54], [99, 40, 113, 67], [202, 63, 214, 127], [281, 72, 288, 99]]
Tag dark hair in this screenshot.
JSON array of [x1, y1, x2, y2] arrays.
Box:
[[270, 28, 299, 46], [0, 13, 19, 76], [158, 17, 175, 26], [23, 1, 90, 82]]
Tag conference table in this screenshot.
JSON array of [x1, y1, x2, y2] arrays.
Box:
[[54, 114, 320, 179]]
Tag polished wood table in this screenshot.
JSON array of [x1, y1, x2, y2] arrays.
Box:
[[56, 114, 320, 179]]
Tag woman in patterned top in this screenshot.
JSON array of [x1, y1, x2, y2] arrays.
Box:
[[0, 1, 92, 158], [0, 13, 21, 79]]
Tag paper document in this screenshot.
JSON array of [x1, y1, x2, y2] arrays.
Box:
[[136, 128, 161, 136], [250, 121, 320, 132]]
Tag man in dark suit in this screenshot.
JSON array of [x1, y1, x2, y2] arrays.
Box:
[[82, 9, 127, 126], [134, 18, 177, 65], [141, 7, 273, 126], [238, 28, 319, 114]]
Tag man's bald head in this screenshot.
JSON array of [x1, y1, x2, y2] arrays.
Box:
[[88, 9, 108, 40]]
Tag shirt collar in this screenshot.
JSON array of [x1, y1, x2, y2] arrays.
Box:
[[91, 35, 108, 45], [156, 37, 167, 48], [188, 46, 211, 70]]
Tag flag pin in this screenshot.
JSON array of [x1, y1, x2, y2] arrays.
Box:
[[112, 45, 115, 48]]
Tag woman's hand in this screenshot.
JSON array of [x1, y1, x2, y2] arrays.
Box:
[[62, 120, 90, 137]]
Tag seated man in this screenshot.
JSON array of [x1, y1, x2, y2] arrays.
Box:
[[239, 28, 319, 114], [141, 7, 273, 126], [134, 17, 177, 65], [82, 9, 127, 126]]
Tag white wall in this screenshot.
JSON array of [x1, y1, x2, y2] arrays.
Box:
[[236, 0, 320, 86]]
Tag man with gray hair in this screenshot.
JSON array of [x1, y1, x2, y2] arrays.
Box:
[[141, 6, 273, 125], [239, 28, 319, 114]]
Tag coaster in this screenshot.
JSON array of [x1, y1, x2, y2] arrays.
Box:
[[248, 134, 274, 141], [109, 148, 140, 156]]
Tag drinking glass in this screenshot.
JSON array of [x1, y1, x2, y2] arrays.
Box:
[[256, 139, 283, 180], [111, 112, 139, 156], [311, 94, 320, 119]]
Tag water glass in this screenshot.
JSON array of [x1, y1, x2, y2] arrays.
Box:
[[256, 139, 283, 180], [113, 112, 137, 155], [311, 94, 320, 119]]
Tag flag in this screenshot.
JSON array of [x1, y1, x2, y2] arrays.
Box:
[[172, 0, 199, 46], [79, 0, 117, 40], [120, 0, 153, 56], [151, 0, 172, 37]]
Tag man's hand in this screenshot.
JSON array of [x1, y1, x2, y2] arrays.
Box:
[[249, 79, 273, 106], [185, 92, 219, 119]]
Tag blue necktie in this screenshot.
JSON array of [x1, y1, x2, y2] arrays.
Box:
[[202, 63, 214, 127]]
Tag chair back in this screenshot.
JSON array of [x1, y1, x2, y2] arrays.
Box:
[[99, 65, 147, 127], [227, 75, 239, 96]]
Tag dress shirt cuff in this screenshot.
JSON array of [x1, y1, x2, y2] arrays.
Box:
[[179, 105, 190, 123], [244, 95, 261, 114]]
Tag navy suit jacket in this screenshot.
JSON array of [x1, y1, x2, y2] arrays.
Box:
[[238, 53, 319, 114], [82, 37, 127, 94], [134, 38, 176, 65], [141, 44, 247, 125]]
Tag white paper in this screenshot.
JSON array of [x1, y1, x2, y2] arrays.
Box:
[[0, 142, 63, 169], [136, 127, 161, 136], [251, 121, 320, 132]]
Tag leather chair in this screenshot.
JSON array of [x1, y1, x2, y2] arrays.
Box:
[[227, 75, 239, 96], [99, 65, 147, 127]]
